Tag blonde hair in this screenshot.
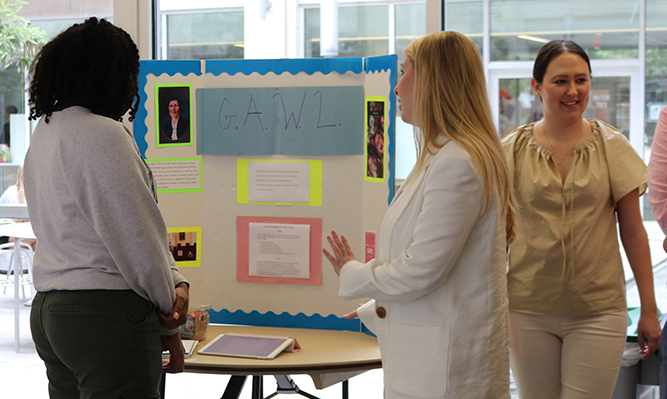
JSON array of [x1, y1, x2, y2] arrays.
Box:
[[404, 31, 516, 244]]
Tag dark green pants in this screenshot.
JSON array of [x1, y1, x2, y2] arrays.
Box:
[[30, 290, 162, 399]]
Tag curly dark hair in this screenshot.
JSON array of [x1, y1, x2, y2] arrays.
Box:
[[28, 17, 140, 123]]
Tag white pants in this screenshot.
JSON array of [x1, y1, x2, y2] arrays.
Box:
[[510, 311, 628, 399]]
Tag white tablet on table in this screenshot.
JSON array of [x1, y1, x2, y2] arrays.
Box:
[[198, 333, 295, 360]]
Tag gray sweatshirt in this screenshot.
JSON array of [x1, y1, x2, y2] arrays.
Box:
[[24, 106, 187, 315]]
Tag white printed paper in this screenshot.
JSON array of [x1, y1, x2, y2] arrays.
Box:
[[248, 161, 309, 203], [248, 223, 311, 279], [148, 160, 200, 191]]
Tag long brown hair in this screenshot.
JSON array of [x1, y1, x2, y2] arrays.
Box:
[[405, 31, 516, 244]]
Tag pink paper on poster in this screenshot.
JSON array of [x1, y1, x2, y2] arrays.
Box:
[[365, 231, 376, 262], [236, 216, 322, 285]]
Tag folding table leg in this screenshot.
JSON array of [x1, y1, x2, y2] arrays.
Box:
[[222, 375, 248, 399], [252, 375, 263, 399], [264, 375, 320, 399]]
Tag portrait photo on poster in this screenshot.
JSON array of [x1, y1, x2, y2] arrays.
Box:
[[366, 97, 386, 181], [156, 85, 193, 147]]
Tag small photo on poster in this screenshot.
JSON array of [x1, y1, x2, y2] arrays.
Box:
[[156, 85, 193, 147], [167, 226, 202, 268], [366, 97, 386, 182]]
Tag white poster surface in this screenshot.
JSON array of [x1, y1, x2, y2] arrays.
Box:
[[248, 161, 309, 203], [248, 223, 311, 279]]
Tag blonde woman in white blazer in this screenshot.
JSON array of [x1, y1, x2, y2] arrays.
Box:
[[324, 31, 517, 399]]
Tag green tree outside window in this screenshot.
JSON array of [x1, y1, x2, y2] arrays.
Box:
[[0, 0, 46, 72]]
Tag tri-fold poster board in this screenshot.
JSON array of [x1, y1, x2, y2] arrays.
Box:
[[133, 56, 397, 332]]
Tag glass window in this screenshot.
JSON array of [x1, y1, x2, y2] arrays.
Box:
[[31, 18, 108, 40], [589, 77, 631, 136], [163, 11, 244, 60], [489, 0, 640, 62], [0, 66, 25, 187], [396, 3, 427, 66], [497, 78, 535, 137], [645, 0, 667, 147], [445, 1, 483, 54], [303, 8, 320, 58], [643, 0, 667, 222], [304, 5, 389, 58], [0, 69, 25, 119], [339, 6, 389, 57], [304, 2, 425, 59]]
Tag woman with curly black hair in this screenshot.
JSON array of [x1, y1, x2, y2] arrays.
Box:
[[25, 17, 190, 399]]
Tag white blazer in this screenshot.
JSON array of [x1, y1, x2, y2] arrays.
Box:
[[340, 139, 510, 399]]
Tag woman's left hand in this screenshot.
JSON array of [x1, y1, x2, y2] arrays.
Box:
[[322, 230, 356, 276], [158, 282, 190, 329], [161, 333, 185, 373], [637, 311, 661, 359]]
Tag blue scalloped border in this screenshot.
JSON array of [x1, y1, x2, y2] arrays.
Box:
[[204, 57, 363, 77], [134, 60, 202, 158], [365, 54, 397, 204], [209, 308, 364, 332]]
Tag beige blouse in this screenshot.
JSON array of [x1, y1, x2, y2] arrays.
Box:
[[502, 119, 646, 316]]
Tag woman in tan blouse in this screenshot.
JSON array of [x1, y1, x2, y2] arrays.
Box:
[[502, 40, 661, 399]]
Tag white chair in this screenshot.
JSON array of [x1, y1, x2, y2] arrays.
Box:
[[0, 241, 35, 299]]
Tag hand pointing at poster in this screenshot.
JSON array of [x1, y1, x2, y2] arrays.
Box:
[[323, 230, 357, 276]]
